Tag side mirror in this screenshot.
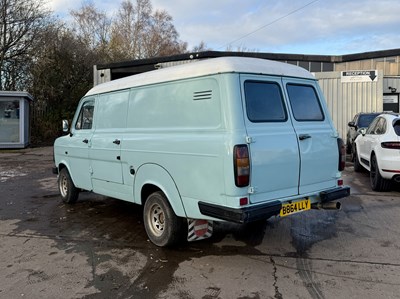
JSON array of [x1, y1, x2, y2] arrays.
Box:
[[358, 128, 366, 136], [348, 121, 356, 128], [62, 120, 69, 133]]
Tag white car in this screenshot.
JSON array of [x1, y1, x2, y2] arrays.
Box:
[[354, 113, 400, 191]]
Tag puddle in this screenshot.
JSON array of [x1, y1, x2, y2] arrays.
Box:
[[0, 168, 28, 182]]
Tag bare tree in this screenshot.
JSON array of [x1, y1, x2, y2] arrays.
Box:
[[142, 9, 187, 58], [110, 0, 186, 61], [30, 21, 100, 142], [0, 0, 50, 90], [70, 1, 111, 53], [109, 0, 152, 60], [192, 41, 211, 52]]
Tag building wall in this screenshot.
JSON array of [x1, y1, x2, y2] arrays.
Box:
[[335, 56, 400, 76], [315, 72, 383, 141]]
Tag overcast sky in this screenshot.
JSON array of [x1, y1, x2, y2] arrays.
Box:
[[48, 0, 400, 55]]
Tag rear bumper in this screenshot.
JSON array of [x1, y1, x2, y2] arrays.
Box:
[[198, 186, 351, 224], [199, 200, 282, 224], [52, 167, 58, 175], [320, 186, 351, 202]]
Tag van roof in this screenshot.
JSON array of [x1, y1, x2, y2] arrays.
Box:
[[86, 57, 315, 96]]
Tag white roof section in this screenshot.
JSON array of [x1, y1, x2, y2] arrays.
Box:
[[0, 91, 34, 101], [86, 57, 315, 96]]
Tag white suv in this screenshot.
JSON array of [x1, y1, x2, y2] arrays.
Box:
[[354, 113, 400, 191]]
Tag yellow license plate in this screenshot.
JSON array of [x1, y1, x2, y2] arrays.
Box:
[[280, 199, 311, 217]]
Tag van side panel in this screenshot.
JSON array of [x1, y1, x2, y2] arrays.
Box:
[[122, 77, 227, 218], [90, 90, 130, 198]]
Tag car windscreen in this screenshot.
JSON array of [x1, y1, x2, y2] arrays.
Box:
[[358, 114, 380, 128]]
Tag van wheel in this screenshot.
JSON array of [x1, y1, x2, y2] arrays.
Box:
[[58, 168, 79, 203], [370, 155, 391, 191], [353, 147, 363, 173], [143, 191, 184, 247]]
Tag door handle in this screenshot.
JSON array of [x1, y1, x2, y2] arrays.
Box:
[[113, 139, 121, 145], [299, 134, 311, 141], [82, 139, 89, 144]]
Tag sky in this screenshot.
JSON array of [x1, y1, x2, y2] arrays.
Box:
[[47, 0, 400, 55]]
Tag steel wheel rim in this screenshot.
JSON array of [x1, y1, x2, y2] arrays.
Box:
[[60, 175, 68, 197], [147, 203, 165, 237]]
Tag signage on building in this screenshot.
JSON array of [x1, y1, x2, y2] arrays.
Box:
[[383, 94, 399, 104], [341, 70, 378, 83]]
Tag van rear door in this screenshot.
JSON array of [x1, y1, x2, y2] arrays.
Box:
[[240, 75, 300, 203], [282, 78, 338, 194]]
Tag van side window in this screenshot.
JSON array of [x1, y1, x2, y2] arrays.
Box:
[[75, 101, 95, 130], [286, 84, 324, 121], [244, 81, 287, 122]]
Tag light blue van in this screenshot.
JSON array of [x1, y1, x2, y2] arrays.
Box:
[[53, 57, 350, 247]]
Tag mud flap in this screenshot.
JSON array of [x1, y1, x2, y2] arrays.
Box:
[[187, 219, 213, 242]]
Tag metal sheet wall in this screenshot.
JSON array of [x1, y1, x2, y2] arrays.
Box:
[[315, 71, 383, 141], [383, 77, 400, 93]]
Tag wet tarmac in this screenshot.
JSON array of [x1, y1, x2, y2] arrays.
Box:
[[1, 147, 400, 298]]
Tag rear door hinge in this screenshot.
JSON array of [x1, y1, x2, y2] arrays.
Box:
[[246, 136, 254, 144], [248, 186, 256, 194]]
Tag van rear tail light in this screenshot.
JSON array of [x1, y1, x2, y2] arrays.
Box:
[[337, 138, 345, 171], [381, 142, 400, 149], [234, 145, 250, 187]]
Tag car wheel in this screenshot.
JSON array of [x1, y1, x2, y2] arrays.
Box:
[[370, 154, 391, 191], [58, 168, 79, 203], [143, 191, 185, 247], [346, 140, 352, 154], [353, 147, 363, 173]]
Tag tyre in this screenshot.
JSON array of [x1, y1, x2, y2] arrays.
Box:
[[346, 140, 352, 154], [143, 191, 185, 247], [370, 155, 391, 191], [353, 147, 363, 173], [58, 168, 79, 203]]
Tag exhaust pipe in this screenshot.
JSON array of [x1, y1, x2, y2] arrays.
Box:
[[393, 175, 400, 183], [312, 201, 341, 210]]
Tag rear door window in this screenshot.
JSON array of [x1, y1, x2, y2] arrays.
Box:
[[286, 84, 324, 121], [244, 81, 287, 122]]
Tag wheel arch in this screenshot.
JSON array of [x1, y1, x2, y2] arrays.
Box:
[[56, 161, 80, 187], [134, 163, 187, 218], [370, 150, 382, 175]]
